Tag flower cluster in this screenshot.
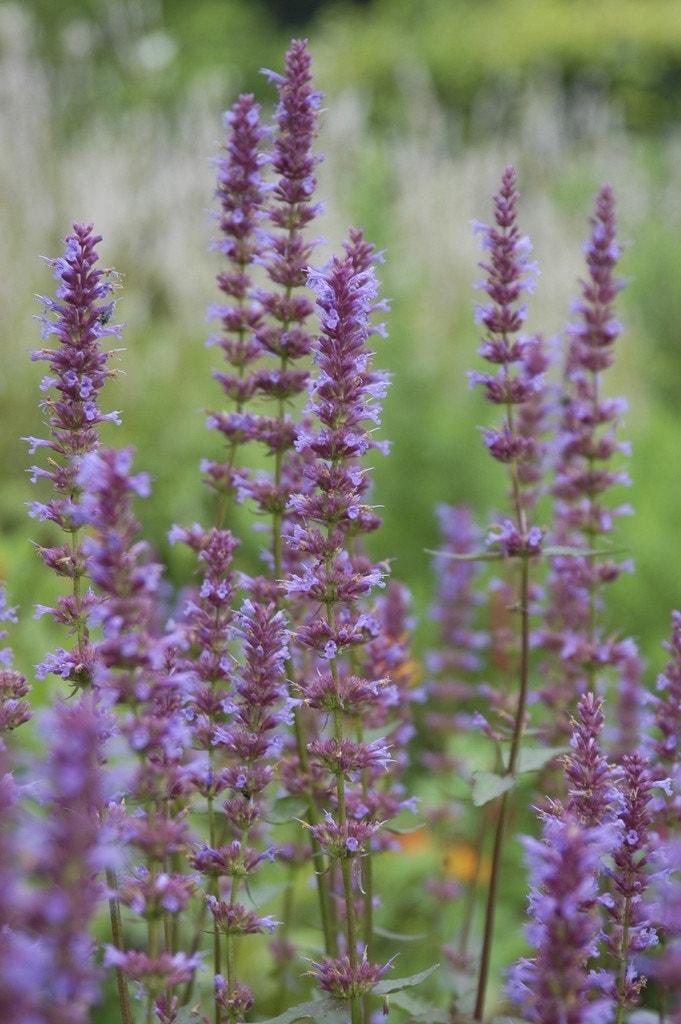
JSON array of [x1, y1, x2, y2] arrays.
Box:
[[26, 223, 122, 690], [75, 446, 200, 1017], [11, 35, 681, 1024], [470, 164, 546, 550], [509, 815, 615, 1024], [279, 234, 399, 1007], [538, 185, 641, 739], [0, 586, 30, 742], [204, 39, 322, 569], [1, 695, 115, 1024]]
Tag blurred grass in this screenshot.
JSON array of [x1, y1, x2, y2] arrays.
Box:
[[4, 0, 681, 682]]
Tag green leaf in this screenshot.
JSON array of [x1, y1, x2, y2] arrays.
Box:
[[384, 822, 429, 836], [372, 963, 440, 995], [471, 770, 515, 806], [257, 997, 347, 1024], [265, 794, 311, 824], [516, 746, 568, 774], [389, 989, 451, 1023], [373, 925, 428, 942], [425, 547, 502, 562], [543, 544, 628, 558], [257, 967, 439, 1023]]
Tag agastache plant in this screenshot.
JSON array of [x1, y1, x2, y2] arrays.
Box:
[[283, 238, 397, 1023], [204, 38, 322, 582], [76, 447, 201, 1023], [12, 33, 681, 1024], [537, 185, 642, 745], [465, 164, 548, 1021], [510, 692, 667, 1023], [26, 222, 122, 691], [0, 694, 116, 1024]]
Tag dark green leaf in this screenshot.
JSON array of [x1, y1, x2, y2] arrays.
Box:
[[257, 997, 347, 1024], [372, 963, 440, 995]]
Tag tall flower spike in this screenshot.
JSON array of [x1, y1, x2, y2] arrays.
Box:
[[204, 40, 323, 591], [76, 448, 198, 1019], [468, 166, 549, 1022], [245, 38, 324, 561], [650, 609, 681, 824], [599, 752, 660, 1013], [565, 692, 619, 827], [508, 814, 616, 1024], [26, 223, 122, 689], [204, 92, 268, 507], [282, 235, 395, 1014], [469, 163, 545, 554], [6, 694, 117, 1024], [538, 185, 639, 741], [191, 598, 289, 1019]]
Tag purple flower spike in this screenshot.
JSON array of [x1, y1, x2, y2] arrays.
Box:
[[205, 92, 268, 503], [204, 40, 324, 583], [509, 814, 616, 1024], [14, 694, 116, 1023], [30, 223, 122, 454], [536, 186, 640, 743], [471, 165, 548, 549], [651, 609, 681, 823], [600, 752, 659, 1010], [0, 585, 31, 744], [77, 447, 163, 675], [472, 165, 539, 396], [285, 241, 390, 657], [27, 225, 123, 688], [565, 692, 618, 826], [262, 38, 324, 285]]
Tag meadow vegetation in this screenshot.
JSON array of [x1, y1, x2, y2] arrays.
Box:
[[4, 4, 681, 1022]]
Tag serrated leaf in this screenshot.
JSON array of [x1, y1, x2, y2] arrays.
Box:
[[257, 997, 347, 1024], [516, 746, 568, 774], [372, 963, 440, 995], [471, 770, 515, 807], [389, 989, 451, 1023]]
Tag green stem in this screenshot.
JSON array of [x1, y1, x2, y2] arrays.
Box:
[[472, 788, 512, 1023], [474, 552, 531, 1021], [292, 694, 338, 955], [106, 867, 133, 1024], [614, 895, 632, 1024], [332, 690, 363, 1023], [208, 793, 224, 1024]]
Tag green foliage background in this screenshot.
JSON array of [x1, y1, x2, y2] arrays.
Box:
[[4, 0, 681, 681]]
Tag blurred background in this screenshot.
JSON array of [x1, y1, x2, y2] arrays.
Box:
[[4, 0, 681, 678]]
